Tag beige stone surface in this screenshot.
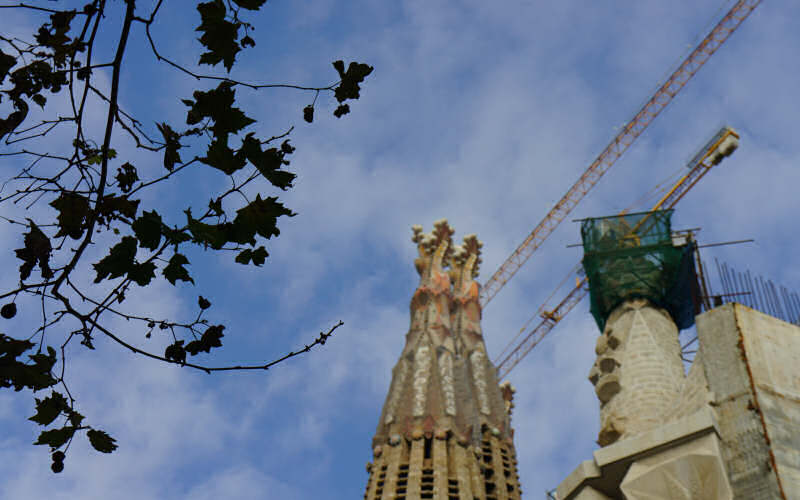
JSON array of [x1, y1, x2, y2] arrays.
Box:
[[572, 486, 612, 500], [557, 410, 726, 500], [432, 438, 447, 499], [556, 460, 602, 500], [591, 298, 685, 446], [663, 351, 712, 423], [453, 443, 474, 499], [620, 433, 732, 500], [593, 406, 717, 468], [696, 303, 798, 499]]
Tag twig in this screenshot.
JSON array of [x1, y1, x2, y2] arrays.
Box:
[[94, 319, 344, 374]]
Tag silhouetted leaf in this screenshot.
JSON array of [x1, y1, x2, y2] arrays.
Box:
[[239, 134, 295, 189], [332, 60, 373, 103], [93, 235, 155, 286], [87, 429, 117, 453], [196, 1, 241, 71], [35, 10, 79, 69], [93, 237, 137, 283], [115, 162, 139, 193], [162, 226, 192, 246], [25, 346, 58, 391], [29, 392, 69, 426], [98, 194, 138, 221], [35, 426, 75, 449], [185, 325, 224, 355], [201, 138, 246, 174], [9, 60, 67, 99], [198, 296, 211, 310], [231, 194, 294, 245], [156, 123, 182, 171], [163, 254, 194, 285], [67, 409, 84, 427], [132, 210, 162, 250], [0, 334, 35, 360], [32, 93, 46, 108], [1, 338, 57, 392], [235, 246, 268, 266], [303, 105, 314, 123], [87, 148, 116, 165], [201, 325, 224, 349], [15, 221, 53, 280], [164, 340, 186, 364], [50, 192, 90, 239], [0, 99, 28, 141], [183, 82, 255, 139], [128, 261, 156, 286], [186, 211, 228, 249]]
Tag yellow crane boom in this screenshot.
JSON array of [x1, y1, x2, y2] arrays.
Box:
[[479, 0, 761, 308], [494, 127, 740, 379]]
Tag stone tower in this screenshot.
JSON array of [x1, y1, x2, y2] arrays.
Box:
[[363, 220, 522, 500], [589, 297, 686, 446], [579, 210, 696, 446], [557, 210, 735, 499]]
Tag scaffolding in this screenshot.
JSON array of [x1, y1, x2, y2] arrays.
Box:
[[580, 209, 699, 331]]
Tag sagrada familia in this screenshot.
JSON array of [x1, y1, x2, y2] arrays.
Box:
[[362, 218, 800, 499], [363, 220, 521, 499]]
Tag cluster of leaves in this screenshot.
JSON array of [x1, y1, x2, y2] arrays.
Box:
[[1, 333, 114, 470], [0, 0, 367, 473]]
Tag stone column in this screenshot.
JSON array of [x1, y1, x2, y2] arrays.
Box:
[[589, 298, 685, 446]]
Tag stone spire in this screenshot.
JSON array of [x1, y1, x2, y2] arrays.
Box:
[[364, 221, 522, 500]]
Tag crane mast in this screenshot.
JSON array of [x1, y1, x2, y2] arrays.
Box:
[[495, 127, 740, 380], [479, 0, 762, 308]]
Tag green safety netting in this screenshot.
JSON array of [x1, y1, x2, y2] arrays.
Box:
[[580, 210, 699, 331]]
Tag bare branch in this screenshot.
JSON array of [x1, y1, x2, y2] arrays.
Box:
[[94, 318, 344, 374]]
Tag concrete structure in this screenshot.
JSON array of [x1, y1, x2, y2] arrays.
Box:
[[558, 303, 800, 499], [697, 304, 800, 499], [364, 220, 521, 500]]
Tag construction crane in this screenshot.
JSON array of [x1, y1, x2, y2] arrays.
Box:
[[479, 0, 762, 308], [494, 126, 740, 379]]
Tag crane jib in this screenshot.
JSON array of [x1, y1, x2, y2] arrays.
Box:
[[479, 0, 762, 310]]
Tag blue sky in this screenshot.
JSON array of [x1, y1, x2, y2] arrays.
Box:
[[1, 1, 798, 498]]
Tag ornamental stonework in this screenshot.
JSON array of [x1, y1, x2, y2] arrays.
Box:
[[365, 220, 522, 500]]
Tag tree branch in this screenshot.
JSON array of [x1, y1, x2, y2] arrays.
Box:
[[93, 318, 344, 374]]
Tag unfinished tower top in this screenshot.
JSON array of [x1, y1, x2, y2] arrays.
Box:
[[363, 222, 521, 500]]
